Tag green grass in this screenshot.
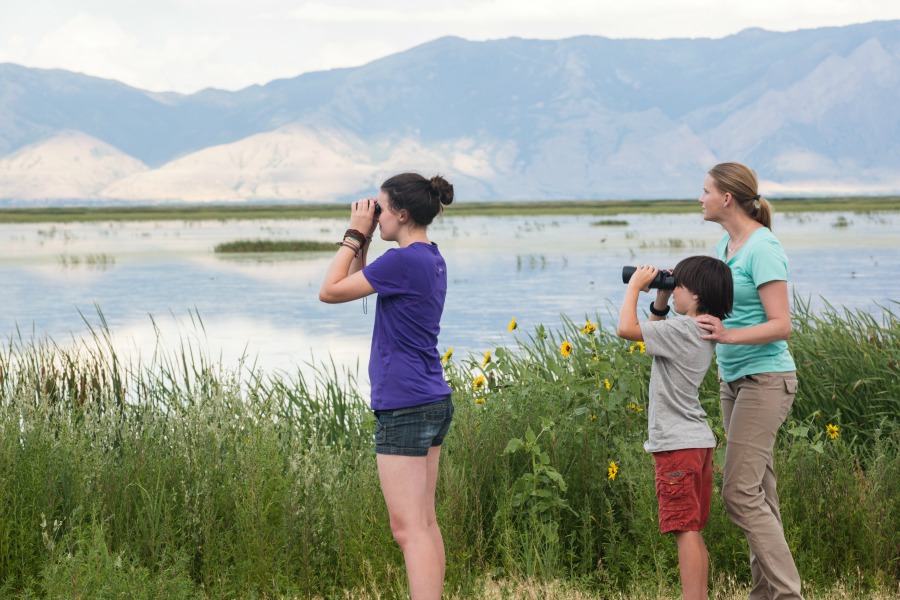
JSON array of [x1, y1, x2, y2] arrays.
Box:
[[590, 219, 630, 226], [790, 297, 900, 443], [0, 305, 897, 598], [213, 239, 336, 253], [1, 195, 899, 223]]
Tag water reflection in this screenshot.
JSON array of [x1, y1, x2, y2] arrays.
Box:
[[1, 212, 897, 380]]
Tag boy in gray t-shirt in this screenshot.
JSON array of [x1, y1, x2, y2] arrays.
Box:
[[617, 256, 732, 600]]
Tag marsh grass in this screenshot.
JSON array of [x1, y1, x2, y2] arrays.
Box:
[[0, 306, 897, 598], [1, 196, 899, 224], [638, 237, 707, 250], [214, 239, 335, 253], [591, 219, 629, 226], [790, 297, 899, 443], [57, 253, 116, 269]]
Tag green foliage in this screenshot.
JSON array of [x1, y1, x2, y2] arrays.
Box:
[[1, 196, 898, 224], [37, 522, 201, 600], [499, 418, 576, 577], [213, 239, 335, 253], [777, 422, 900, 587], [0, 305, 897, 597], [791, 297, 900, 444]]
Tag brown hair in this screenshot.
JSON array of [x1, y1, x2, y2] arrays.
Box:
[[708, 162, 773, 229], [672, 255, 733, 320], [380, 173, 454, 226]]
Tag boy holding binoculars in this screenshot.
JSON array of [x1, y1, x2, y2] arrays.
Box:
[[616, 256, 732, 600]]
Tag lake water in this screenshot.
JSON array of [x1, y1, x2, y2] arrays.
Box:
[[1, 210, 897, 380]]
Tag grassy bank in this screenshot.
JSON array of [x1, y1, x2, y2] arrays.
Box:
[[1, 195, 899, 223], [214, 239, 336, 253], [0, 304, 897, 598]]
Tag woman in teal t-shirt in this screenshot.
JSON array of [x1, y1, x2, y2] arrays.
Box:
[[695, 163, 804, 599]]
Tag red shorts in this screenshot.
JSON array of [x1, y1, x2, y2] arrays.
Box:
[[652, 447, 713, 534]]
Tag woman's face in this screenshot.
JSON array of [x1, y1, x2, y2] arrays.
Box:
[[698, 174, 726, 223]]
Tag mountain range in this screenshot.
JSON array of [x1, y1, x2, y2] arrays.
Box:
[[1, 20, 898, 204]]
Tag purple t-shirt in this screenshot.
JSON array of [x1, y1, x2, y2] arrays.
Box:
[[361, 242, 452, 410]]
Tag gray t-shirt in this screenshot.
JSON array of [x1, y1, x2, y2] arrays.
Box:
[[640, 315, 717, 452]]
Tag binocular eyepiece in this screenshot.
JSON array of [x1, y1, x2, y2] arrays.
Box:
[[621, 266, 676, 290], [373, 202, 382, 217]]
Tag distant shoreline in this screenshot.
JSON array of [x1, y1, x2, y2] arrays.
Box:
[[0, 196, 898, 223]]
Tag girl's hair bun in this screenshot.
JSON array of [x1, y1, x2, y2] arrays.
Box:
[[429, 175, 454, 206]]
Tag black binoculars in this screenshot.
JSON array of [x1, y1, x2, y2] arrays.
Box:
[[621, 266, 676, 290], [373, 202, 382, 217]]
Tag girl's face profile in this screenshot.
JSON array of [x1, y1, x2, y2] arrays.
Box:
[[375, 190, 402, 241]]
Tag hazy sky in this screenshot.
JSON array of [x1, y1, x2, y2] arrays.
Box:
[[2, 0, 898, 94]]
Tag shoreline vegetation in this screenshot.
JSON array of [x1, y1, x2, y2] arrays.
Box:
[[213, 239, 336, 253], [0, 195, 899, 223], [0, 302, 897, 598]]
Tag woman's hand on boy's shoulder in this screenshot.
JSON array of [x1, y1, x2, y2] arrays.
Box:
[[695, 314, 727, 342]]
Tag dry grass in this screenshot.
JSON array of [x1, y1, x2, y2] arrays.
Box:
[[312, 578, 899, 600]]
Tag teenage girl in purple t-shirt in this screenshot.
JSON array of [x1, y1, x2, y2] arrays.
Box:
[[319, 172, 454, 600]]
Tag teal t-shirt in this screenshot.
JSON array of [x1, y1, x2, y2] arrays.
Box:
[[715, 228, 796, 382]]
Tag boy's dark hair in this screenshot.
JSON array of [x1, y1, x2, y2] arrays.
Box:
[[672, 256, 733, 320]]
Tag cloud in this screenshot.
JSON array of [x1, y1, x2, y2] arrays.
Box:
[[3, 0, 900, 93], [4, 12, 228, 91], [288, 1, 565, 23], [286, 0, 898, 31]]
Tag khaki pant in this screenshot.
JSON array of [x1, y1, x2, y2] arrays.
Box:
[[721, 372, 803, 600]]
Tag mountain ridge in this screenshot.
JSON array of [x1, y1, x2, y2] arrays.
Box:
[[1, 20, 898, 203]]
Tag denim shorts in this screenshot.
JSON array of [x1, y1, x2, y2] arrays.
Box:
[[373, 395, 454, 457]]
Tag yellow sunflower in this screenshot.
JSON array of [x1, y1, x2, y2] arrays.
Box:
[[473, 374, 486, 391]]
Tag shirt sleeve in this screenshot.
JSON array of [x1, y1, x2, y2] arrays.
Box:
[[749, 237, 790, 287], [640, 318, 685, 360], [362, 248, 409, 297]]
